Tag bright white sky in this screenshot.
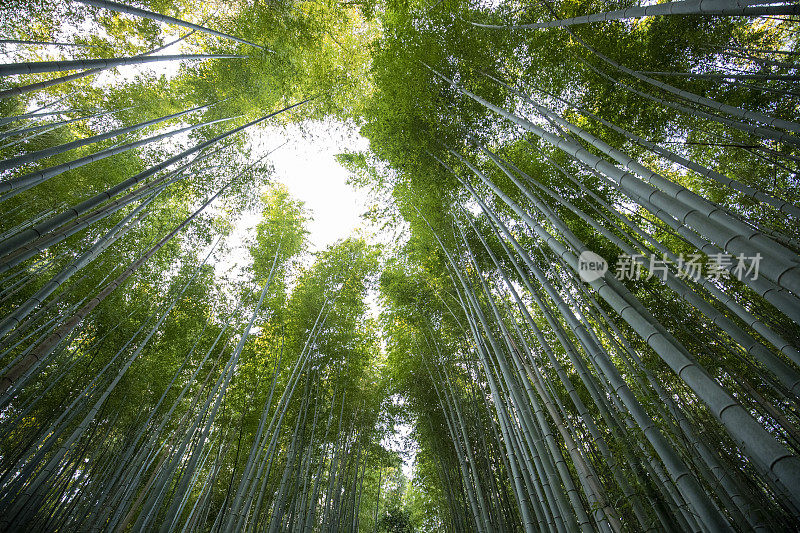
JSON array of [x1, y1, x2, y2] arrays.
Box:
[[212, 119, 377, 284], [253, 120, 372, 254]]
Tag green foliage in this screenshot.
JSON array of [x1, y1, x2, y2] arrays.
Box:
[[378, 505, 416, 533], [2, 0, 800, 531]]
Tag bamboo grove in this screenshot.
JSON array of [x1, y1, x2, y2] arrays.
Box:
[[1, 0, 799, 531]]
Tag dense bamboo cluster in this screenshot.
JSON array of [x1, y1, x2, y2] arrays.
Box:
[[0, 1, 393, 530], [371, 1, 800, 531], [1, 0, 799, 531]]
